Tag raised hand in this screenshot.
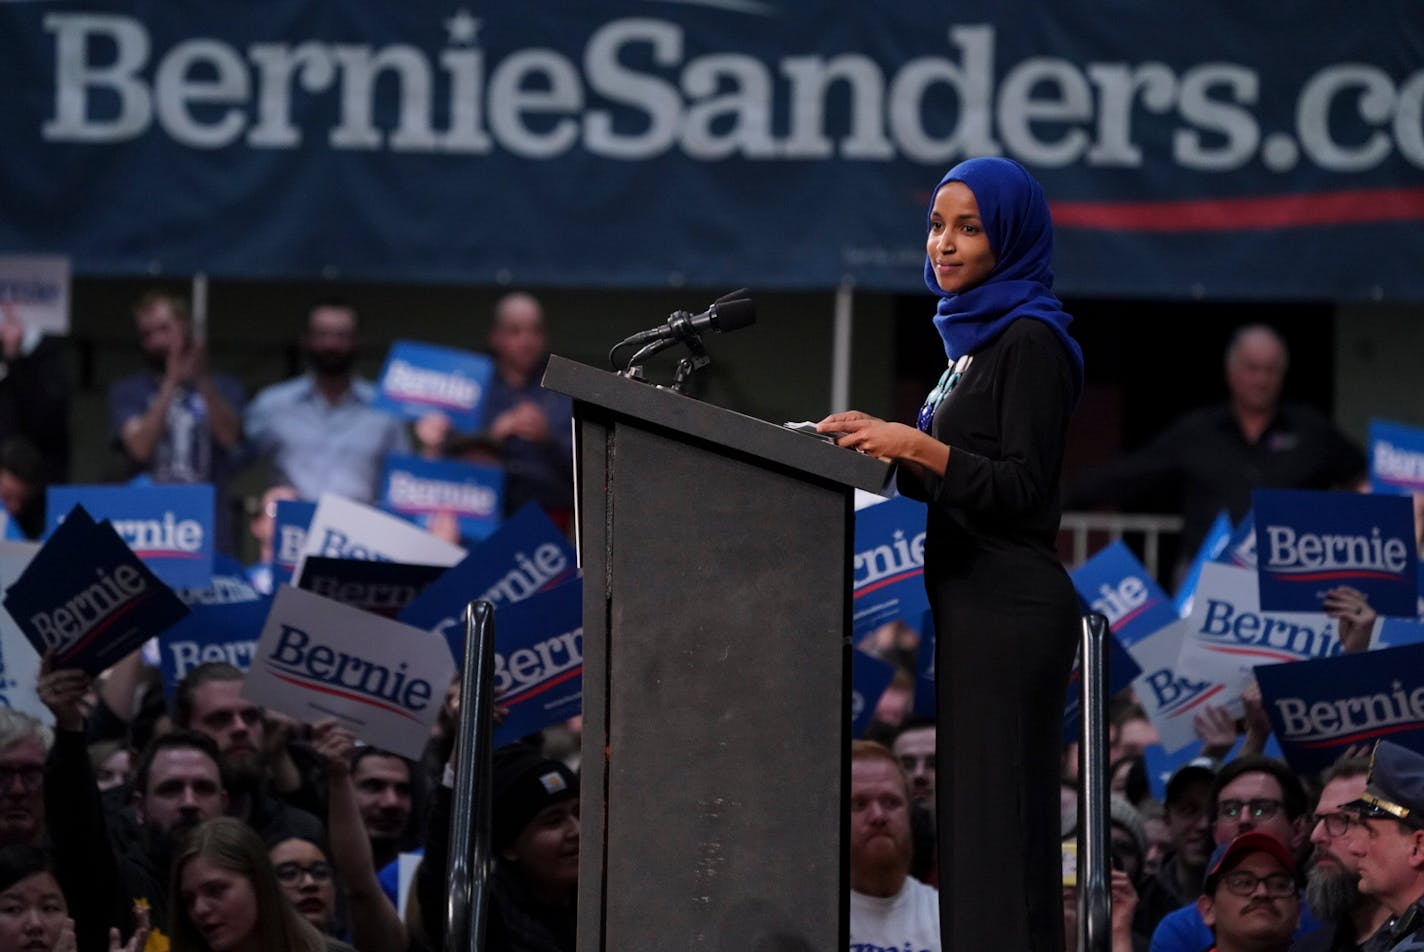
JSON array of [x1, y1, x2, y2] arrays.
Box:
[[37, 653, 91, 732], [1322, 586, 1376, 653], [312, 718, 357, 778], [110, 903, 151, 952]]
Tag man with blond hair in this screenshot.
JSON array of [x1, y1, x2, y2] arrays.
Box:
[[849, 739, 940, 952]]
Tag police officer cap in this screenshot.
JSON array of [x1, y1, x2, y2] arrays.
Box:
[[1340, 740, 1424, 830]]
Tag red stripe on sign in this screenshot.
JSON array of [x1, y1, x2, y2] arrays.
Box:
[[1167, 682, 1226, 719], [268, 670, 424, 723], [1051, 187, 1424, 231], [500, 666, 582, 707]]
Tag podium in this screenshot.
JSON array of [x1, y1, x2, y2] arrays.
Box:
[[542, 355, 891, 951]]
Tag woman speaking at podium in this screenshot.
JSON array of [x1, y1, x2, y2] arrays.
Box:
[[819, 157, 1083, 952]]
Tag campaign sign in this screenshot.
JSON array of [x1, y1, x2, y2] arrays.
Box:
[[0, 542, 48, 723], [1253, 489, 1418, 617], [271, 500, 317, 590], [1131, 619, 1232, 752], [46, 483, 215, 589], [491, 577, 584, 746], [372, 341, 494, 433], [1214, 509, 1257, 570], [853, 496, 931, 641], [1174, 510, 1235, 617], [1369, 419, 1424, 496], [380, 454, 504, 543], [1175, 561, 1341, 711], [4, 505, 190, 675], [399, 502, 578, 664], [243, 585, 455, 760], [852, 649, 898, 738], [177, 554, 262, 607], [157, 595, 272, 697], [0, 254, 69, 335], [1070, 541, 1180, 649], [296, 557, 447, 619], [1377, 618, 1424, 650], [1255, 642, 1424, 776], [293, 493, 466, 585]]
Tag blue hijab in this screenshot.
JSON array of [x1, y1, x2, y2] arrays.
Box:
[[922, 157, 1084, 401]]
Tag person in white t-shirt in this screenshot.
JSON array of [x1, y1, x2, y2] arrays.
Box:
[[849, 739, 941, 952]]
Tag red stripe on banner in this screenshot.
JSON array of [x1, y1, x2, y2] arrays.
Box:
[[1167, 682, 1226, 719], [1051, 187, 1424, 232], [1300, 721, 1424, 748], [856, 568, 923, 597], [1269, 569, 1402, 583], [1205, 643, 1304, 664], [268, 670, 423, 722], [501, 665, 582, 707], [58, 593, 154, 663]]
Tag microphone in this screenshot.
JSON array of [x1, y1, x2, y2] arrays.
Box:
[[623, 289, 755, 347]]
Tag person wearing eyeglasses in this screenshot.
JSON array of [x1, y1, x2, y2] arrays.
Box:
[[1197, 831, 1301, 952], [0, 708, 48, 850], [269, 838, 338, 936], [170, 817, 356, 952], [1150, 756, 1321, 952], [1294, 757, 1391, 952], [1337, 740, 1424, 951], [304, 720, 409, 952]]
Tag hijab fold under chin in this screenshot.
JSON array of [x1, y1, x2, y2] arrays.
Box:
[[922, 157, 1084, 402]]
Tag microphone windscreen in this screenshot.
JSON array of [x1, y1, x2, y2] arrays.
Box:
[[710, 295, 756, 332]]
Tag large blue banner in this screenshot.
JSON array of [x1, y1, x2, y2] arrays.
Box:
[[1, 2, 1420, 300]]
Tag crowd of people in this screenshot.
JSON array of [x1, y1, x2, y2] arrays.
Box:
[[0, 286, 584, 951], [1, 259, 1419, 952], [849, 713, 1424, 952], [0, 287, 575, 559], [1, 654, 581, 952]]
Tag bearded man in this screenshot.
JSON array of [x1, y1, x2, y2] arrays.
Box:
[[849, 739, 940, 952]]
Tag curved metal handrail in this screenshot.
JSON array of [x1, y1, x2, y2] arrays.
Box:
[[1077, 611, 1113, 952], [445, 600, 497, 952]]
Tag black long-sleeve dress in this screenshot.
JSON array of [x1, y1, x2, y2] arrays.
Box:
[[897, 318, 1080, 952]]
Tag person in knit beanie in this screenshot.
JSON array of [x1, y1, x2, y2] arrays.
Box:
[[488, 741, 580, 952]]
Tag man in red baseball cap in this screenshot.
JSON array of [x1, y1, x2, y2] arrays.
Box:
[[1196, 831, 1300, 952]]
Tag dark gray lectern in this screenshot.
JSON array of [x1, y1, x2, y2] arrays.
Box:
[[542, 355, 891, 952]]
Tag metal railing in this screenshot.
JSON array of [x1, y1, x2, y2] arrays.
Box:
[[445, 600, 497, 952], [1061, 511, 1184, 578], [1076, 612, 1113, 952]]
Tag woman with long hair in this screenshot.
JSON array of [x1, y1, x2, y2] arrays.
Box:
[[169, 817, 353, 952]]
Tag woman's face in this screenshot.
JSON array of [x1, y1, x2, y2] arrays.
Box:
[[269, 838, 336, 931], [180, 856, 259, 952], [0, 871, 68, 952], [926, 181, 996, 294]]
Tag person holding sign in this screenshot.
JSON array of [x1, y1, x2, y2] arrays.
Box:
[[819, 157, 1084, 952]]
